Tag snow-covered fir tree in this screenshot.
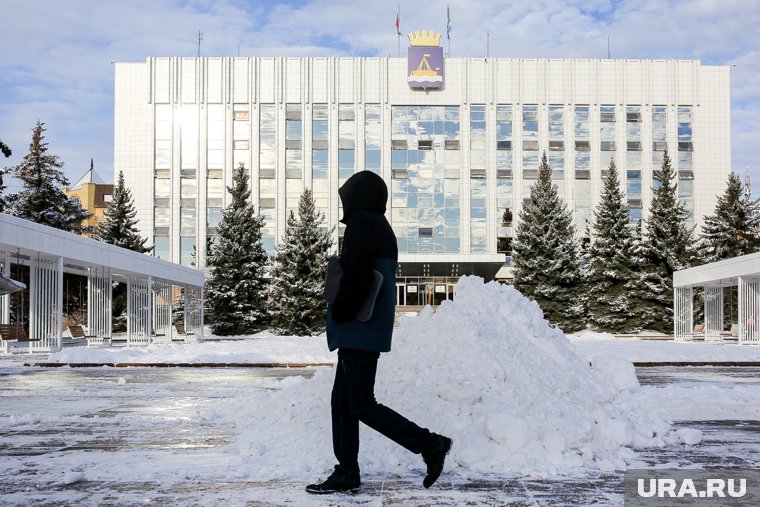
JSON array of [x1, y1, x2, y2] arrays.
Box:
[[699, 172, 760, 327], [587, 160, 639, 332], [639, 150, 696, 333], [96, 170, 150, 253], [0, 135, 9, 211], [6, 121, 92, 233], [0, 167, 7, 213], [512, 152, 586, 332], [0, 138, 10, 158], [205, 163, 269, 335], [700, 172, 760, 262], [95, 170, 151, 332], [626, 221, 659, 330], [268, 189, 334, 335]]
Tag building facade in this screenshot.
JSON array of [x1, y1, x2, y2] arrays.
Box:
[[63, 163, 113, 236], [114, 50, 730, 304]]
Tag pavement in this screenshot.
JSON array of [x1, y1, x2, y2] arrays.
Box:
[[1, 362, 759, 506]]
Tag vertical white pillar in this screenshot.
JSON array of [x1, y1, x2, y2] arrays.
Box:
[[28, 255, 37, 342], [126, 277, 132, 344], [738, 276, 744, 343], [55, 256, 63, 352], [0, 251, 9, 325], [199, 286, 204, 341], [147, 276, 153, 343]]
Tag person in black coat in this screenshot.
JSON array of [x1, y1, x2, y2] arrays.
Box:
[[306, 171, 452, 495]]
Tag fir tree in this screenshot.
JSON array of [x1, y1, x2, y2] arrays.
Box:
[[205, 163, 269, 335], [587, 160, 639, 332], [6, 121, 92, 233], [0, 139, 10, 158], [627, 220, 660, 329], [699, 172, 760, 327], [700, 172, 760, 262], [96, 170, 151, 332], [1, 135, 10, 212], [512, 152, 586, 332], [640, 150, 696, 333], [96, 170, 151, 253], [0, 167, 7, 213], [268, 189, 334, 335]]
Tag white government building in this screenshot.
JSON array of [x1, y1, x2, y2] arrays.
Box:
[[114, 31, 731, 306]]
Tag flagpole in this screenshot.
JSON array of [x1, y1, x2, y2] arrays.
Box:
[[397, 3, 401, 57], [447, 5, 451, 57]]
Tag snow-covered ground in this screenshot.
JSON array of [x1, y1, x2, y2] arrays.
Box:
[[4, 276, 760, 505], [48, 335, 334, 365], [569, 330, 760, 363]]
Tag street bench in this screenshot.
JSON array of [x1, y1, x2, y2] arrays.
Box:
[[174, 322, 195, 341], [68, 324, 96, 340], [0, 324, 39, 354]]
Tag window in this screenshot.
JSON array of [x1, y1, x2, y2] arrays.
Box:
[[338, 104, 355, 181], [259, 105, 277, 238], [574, 106, 590, 140], [600, 105, 616, 122], [391, 105, 461, 254], [231, 104, 247, 169], [574, 140, 590, 151], [548, 106, 564, 145], [154, 236, 170, 260], [522, 105, 538, 143], [365, 104, 382, 174], [285, 104, 302, 180]]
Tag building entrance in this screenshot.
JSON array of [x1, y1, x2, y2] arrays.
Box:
[[395, 278, 458, 307]]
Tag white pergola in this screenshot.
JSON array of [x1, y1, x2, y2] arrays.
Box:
[[673, 251, 760, 345], [0, 214, 205, 352]]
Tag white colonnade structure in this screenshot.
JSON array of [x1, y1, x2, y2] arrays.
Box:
[[674, 251, 760, 345], [0, 214, 205, 352]]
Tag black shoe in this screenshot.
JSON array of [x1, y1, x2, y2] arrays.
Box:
[[422, 434, 453, 488], [305, 465, 361, 495]]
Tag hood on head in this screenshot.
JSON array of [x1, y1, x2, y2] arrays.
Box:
[[338, 171, 387, 224]]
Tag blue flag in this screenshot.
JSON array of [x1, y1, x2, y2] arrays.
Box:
[[447, 5, 451, 39]]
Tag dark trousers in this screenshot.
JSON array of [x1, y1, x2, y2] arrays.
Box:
[[332, 348, 432, 473]]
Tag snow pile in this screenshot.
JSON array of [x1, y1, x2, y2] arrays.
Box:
[[213, 276, 697, 480]]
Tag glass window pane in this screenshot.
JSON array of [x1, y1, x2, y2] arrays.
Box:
[[181, 178, 197, 199], [154, 236, 170, 260]]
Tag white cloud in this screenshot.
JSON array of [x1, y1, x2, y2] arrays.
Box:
[[1, 0, 759, 195]]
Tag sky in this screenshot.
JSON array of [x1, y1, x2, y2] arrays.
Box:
[[1, 0, 759, 197]]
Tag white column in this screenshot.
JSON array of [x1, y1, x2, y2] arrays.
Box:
[[28, 255, 37, 344], [704, 285, 723, 343], [739, 276, 760, 345], [674, 286, 693, 341], [54, 256, 63, 352], [0, 251, 9, 325], [126, 277, 132, 343], [147, 275, 153, 343]]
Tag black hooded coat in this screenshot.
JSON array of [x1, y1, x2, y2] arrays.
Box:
[[326, 171, 398, 353]]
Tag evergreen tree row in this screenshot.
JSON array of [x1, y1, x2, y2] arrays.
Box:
[[205, 163, 334, 336], [513, 150, 760, 334]]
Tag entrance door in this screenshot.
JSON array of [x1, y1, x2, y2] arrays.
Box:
[[396, 283, 406, 306]]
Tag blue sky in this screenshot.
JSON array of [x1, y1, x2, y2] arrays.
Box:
[[2, 0, 759, 198]]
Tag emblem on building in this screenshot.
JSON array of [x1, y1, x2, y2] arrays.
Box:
[[407, 30, 444, 89]]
